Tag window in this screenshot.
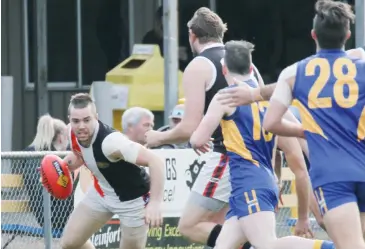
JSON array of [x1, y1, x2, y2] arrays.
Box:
[[25, 0, 78, 88]]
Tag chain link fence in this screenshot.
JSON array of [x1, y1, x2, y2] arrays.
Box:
[[1, 151, 75, 249]]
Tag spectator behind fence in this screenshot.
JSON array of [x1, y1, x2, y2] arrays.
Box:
[[20, 114, 75, 231], [122, 107, 154, 145], [156, 104, 190, 149]]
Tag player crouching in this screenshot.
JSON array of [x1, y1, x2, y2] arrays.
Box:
[[42, 93, 164, 249]]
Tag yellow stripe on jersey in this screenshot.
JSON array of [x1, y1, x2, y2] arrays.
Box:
[[292, 99, 328, 139], [221, 119, 259, 166], [357, 106, 365, 142]]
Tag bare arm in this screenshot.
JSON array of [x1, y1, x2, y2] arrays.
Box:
[[190, 94, 231, 148], [102, 132, 165, 202], [277, 136, 310, 221], [158, 58, 213, 144], [263, 64, 304, 138], [254, 83, 277, 101]]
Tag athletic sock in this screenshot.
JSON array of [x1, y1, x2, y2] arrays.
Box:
[[207, 224, 222, 247]]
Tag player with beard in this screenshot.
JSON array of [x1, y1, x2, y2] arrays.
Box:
[[145, 7, 263, 249], [57, 93, 164, 249]]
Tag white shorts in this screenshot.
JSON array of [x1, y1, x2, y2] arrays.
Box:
[[81, 186, 149, 227], [192, 152, 230, 203]]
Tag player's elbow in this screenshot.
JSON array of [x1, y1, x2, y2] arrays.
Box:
[[263, 115, 278, 133]]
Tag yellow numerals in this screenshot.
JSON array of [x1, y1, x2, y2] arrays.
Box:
[[252, 101, 273, 142], [305, 57, 359, 109]]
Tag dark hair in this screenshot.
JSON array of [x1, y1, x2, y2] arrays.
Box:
[[187, 7, 227, 44], [224, 40, 254, 75], [313, 0, 355, 49], [68, 93, 95, 114]]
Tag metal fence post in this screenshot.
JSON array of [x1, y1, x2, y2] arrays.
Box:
[[163, 0, 179, 125]]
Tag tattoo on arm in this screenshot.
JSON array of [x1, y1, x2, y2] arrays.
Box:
[[260, 83, 277, 100]]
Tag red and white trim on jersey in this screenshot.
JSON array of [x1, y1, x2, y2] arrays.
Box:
[[70, 131, 105, 197], [203, 154, 229, 197]]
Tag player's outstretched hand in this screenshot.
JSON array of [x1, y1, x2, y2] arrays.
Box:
[[216, 82, 255, 107], [191, 138, 213, 156], [145, 200, 163, 227], [294, 218, 314, 238]]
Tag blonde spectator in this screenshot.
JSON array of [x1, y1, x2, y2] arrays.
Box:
[[30, 114, 68, 151], [21, 114, 74, 232]]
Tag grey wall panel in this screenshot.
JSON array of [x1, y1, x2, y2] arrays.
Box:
[[23, 91, 37, 147], [5, 0, 25, 150], [1, 0, 9, 75]]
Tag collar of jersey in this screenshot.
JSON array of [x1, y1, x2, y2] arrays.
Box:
[[200, 43, 224, 53], [318, 48, 346, 55]]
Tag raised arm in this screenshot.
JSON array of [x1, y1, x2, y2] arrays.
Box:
[[190, 94, 230, 148], [146, 58, 213, 147], [263, 64, 304, 138]]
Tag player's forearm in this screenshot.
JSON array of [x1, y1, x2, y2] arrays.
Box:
[[254, 83, 277, 101], [160, 122, 195, 144], [265, 119, 304, 138], [295, 174, 310, 220], [148, 156, 165, 202], [309, 190, 326, 231], [286, 153, 310, 220]]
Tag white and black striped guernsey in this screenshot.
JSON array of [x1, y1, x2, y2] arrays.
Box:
[[70, 120, 150, 202]]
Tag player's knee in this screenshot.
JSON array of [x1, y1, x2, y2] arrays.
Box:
[[119, 225, 148, 249], [177, 216, 191, 237]]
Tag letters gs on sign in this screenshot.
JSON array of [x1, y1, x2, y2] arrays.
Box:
[[165, 158, 177, 181]]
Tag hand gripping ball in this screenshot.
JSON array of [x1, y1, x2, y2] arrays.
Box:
[[40, 154, 73, 200]]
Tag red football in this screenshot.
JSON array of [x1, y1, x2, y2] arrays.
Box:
[[40, 154, 73, 200]]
